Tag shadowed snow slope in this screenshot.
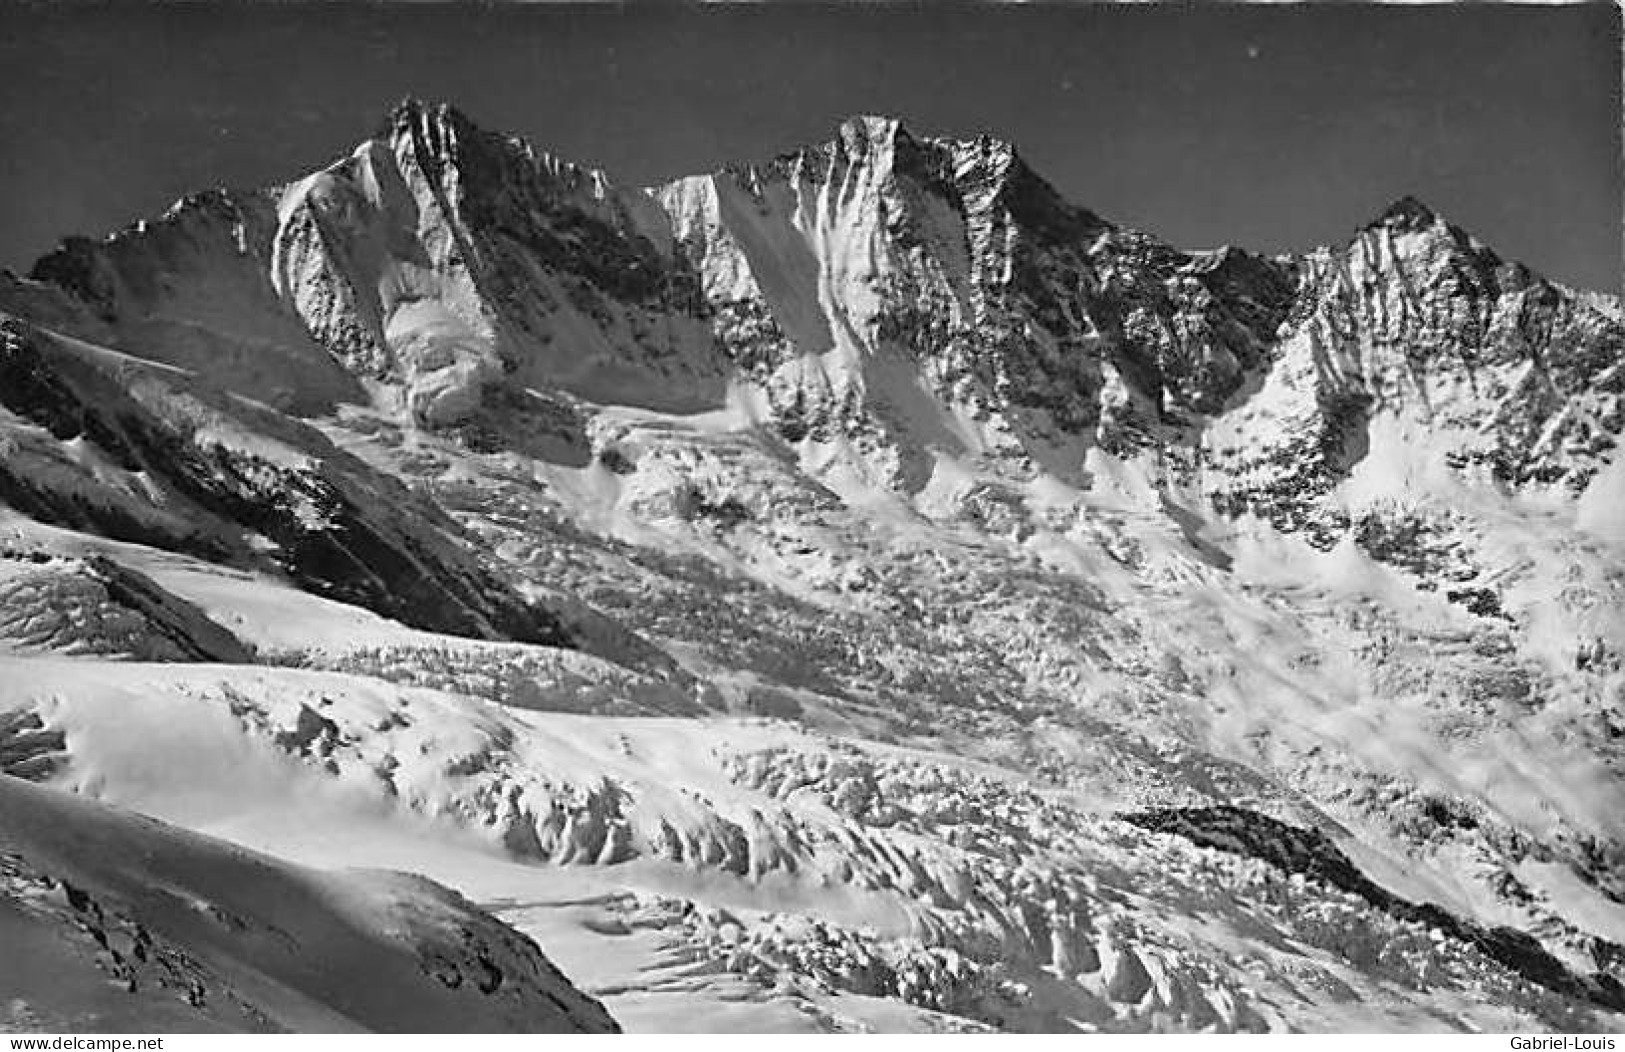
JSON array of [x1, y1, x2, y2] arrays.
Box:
[[0, 774, 618, 1033]]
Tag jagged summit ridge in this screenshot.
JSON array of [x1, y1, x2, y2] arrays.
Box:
[[6, 99, 1621, 504], [1363, 193, 1446, 232], [382, 95, 625, 206]]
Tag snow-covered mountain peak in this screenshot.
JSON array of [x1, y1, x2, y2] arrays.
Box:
[[1364, 193, 1447, 234], [380, 96, 623, 207], [1344, 193, 1507, 275], [834, 113, 905, 155], [8, 103, 1617, 495]]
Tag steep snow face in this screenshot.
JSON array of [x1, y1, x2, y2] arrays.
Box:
[[654, 118, 1089, 490], [269, 100, 727, 424], [270, 134, 498, 420], [654, 116, 1305, 493], [14, 101, 726, 430], [0, 775, 619, 1033], [16, 104, 1617, 518], [1203, 201, 1625, 536], [652, 119, 1624, 528], [10, 190, 365, 418]]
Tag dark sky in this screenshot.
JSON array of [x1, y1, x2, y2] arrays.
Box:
[[1, 3, 1620, 292]]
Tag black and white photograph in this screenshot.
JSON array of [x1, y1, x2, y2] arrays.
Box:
[[0, 0, 1621, 1039]]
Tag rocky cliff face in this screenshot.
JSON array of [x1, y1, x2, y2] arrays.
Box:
[[1203, 198, 1624, 538], [269, 101, 723, 425], [658, 119, 1619, 517], [14, 101, 724, 433], [656, 115, 1304, 490]]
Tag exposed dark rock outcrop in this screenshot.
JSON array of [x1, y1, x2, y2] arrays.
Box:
[[1121, 805, 1625, 1013]]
